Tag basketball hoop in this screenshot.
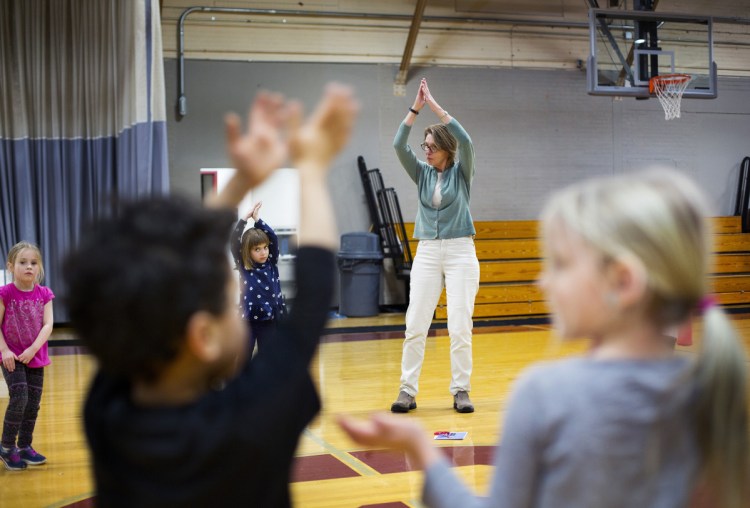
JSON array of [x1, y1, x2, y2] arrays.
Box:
[[649, 74, 692, 120]]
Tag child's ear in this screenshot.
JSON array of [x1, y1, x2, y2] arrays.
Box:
[[608, 254, 648, 309], [184, 311, 222, 363]]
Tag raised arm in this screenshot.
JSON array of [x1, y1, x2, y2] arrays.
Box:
[[446, 119, 475, 184], [290, 83, 359, 251], [403, 79, 425, 127], [254, 219, 279, 264], [393, 81, 426, 183], [252, 84, 357, 363], [244, 201, 279, 264], [229, 219, 246, 269], [421, 79, 451, 124], [423, 79, 475, 183]]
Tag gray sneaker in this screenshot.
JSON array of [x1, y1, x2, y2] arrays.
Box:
[[390, 391, 417, 413], [453, 391, 474, 413]]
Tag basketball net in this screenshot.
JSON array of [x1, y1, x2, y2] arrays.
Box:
[[649, 74, 692, 120]]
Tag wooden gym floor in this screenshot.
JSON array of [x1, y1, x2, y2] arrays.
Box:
[[2, 313, 750, 508]]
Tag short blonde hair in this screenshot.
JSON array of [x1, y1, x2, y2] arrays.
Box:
[[6, 241, 45, 284]]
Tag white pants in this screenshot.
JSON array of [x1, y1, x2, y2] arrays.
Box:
[[400, 237, 480, 396]]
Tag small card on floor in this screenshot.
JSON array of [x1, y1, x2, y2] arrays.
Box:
[[433, 431, 468, 440]]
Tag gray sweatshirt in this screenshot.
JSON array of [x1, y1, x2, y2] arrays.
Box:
[[423, 356, 698, 508]]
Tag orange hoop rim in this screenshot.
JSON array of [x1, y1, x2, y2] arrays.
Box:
[[648, 73, 692, 94]]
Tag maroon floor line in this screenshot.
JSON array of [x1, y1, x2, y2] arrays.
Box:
[[50, 322, 548, 350], [293, 445, 496, 481], [348, 445, 496, 475], [61, 447, 497, 507]]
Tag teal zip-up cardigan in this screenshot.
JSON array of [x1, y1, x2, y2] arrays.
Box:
[[393, 118, 476, 240]]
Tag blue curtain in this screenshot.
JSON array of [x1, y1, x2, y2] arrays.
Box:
[[0, 0, 169, 322]]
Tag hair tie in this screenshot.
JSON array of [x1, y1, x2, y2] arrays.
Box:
[[698, 295, 718, 314]]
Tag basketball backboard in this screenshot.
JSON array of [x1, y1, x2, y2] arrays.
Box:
[[587, 9, 717, 99]]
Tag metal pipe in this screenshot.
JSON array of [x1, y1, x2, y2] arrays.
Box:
[[177, 7, 203, 116]]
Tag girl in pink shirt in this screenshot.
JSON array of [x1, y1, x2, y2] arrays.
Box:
[[0, 241, 54, 471]]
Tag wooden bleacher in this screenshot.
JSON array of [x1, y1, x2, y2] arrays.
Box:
[[404, 217, 750, 320]]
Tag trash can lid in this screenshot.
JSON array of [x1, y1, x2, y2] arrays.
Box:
[[337, 252, 384, 260], [338, 232, 383, 259]]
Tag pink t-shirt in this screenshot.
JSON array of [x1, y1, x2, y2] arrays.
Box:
[[0, 283, 54, 368]]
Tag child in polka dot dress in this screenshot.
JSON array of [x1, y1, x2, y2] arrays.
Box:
[[231, 201, 287, 355]]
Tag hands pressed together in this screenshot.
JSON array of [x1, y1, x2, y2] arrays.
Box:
[[409, 78, 450, 123], [245, 201, 262, 222]]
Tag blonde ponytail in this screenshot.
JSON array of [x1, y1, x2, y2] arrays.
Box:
[[542, 168, 749, 506], [695, 305, 749, 508]]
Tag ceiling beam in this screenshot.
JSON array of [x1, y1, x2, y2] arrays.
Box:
[[394, 0, 427, 95]]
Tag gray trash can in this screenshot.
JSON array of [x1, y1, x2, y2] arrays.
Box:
[[337, 232, 383, 317]]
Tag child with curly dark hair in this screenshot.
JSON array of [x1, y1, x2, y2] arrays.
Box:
[[65, 84, 358, 507]]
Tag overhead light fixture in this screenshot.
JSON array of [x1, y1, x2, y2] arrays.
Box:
[[635, 38, 646, 44]]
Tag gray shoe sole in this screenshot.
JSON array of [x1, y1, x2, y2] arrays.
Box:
[[453, 402, 475, 413], [390, 400, 417, 413]]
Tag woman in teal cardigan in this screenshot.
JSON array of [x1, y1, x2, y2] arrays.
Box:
[[390, 79, 480, 414]]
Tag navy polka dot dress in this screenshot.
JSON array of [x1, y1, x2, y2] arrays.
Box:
[[230, 218, 286, 323]]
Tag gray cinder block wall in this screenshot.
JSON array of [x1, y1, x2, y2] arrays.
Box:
[[165, 60, 750, 305]]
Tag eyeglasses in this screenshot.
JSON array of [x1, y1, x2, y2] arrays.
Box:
[[420, 143, 440, 153]]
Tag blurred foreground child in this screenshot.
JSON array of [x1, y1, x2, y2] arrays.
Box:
[[340, 169, 749, 508], [66, 85, 358, 506]]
